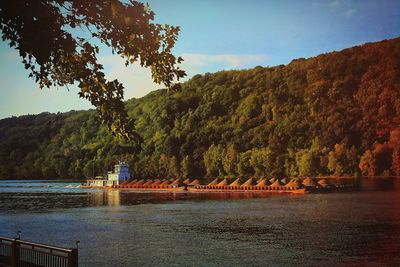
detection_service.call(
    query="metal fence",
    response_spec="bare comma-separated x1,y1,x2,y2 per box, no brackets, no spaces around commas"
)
0,236,78,267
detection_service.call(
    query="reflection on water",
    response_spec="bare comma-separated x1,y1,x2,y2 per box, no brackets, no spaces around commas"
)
0,178,400,213
0,179,399,266
359,177,400,191
89,190,120,207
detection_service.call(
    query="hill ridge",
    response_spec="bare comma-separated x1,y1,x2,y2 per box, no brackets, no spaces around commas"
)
1,37,399,179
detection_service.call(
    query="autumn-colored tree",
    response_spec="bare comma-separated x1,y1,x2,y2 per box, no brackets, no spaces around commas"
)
359,150,377,176
389,128,400,176
373,143,393,175
328,144,359,176
392,148,400,177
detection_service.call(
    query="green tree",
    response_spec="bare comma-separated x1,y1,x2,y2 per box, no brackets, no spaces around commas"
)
158,154,170,178
0,0,185,139
181,155,193,178
168,156,181,178
223,144,238,176
250,147,274,177
1,38,399,180
296,149,319,176
236,151,253,177
83,160,96,179
203,144,225,177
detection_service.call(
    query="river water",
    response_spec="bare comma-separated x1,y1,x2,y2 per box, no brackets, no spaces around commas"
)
0,179,399,266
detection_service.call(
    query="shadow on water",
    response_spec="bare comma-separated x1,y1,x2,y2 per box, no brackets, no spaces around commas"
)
359,177,400,191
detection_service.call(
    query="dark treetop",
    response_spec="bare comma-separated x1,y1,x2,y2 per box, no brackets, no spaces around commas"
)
0,0,186,140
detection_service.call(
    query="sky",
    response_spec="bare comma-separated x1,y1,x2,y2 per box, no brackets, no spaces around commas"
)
0,0,399,118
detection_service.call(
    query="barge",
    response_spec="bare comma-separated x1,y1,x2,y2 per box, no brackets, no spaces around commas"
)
115,176,356,193
82,162,356,193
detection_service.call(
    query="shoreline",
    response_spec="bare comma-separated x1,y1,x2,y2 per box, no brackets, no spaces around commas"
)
2,176,399,181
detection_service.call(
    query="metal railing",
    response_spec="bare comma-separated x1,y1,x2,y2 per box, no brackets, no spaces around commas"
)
0,236,78,267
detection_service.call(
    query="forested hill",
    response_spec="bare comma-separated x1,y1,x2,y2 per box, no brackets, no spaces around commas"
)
1,38,400,180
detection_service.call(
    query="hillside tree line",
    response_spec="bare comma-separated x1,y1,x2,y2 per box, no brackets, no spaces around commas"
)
1,38,399,179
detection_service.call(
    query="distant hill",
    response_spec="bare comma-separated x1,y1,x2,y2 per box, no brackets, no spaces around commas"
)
1,37,399,180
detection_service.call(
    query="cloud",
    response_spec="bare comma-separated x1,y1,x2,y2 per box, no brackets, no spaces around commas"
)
328,1,340,8
99,55,160,99
181,53,267,75
182,53,267,68
97,53,267,99
325,1,356,18
344,8,356,17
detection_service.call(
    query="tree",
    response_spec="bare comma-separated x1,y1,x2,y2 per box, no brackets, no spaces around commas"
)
223,144,238,176
389,128,400,176
236,150,253,177
372,143,393,175
296,149,318,176
168,156,180,178
83,159,96,179
1,38,399,180
359,150,377,177
0,0,185,140
284,148,298,177
327,143,359,176
203,144,225,177
181,155,193,178
158,154,170,178
391,148,400,177
250,147,274,177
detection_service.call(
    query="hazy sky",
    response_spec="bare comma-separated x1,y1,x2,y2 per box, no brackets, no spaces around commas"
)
0,0,399,118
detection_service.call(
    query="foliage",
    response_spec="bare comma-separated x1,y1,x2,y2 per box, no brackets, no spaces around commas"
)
0,0,185,140
359,150,377,177
0,38,399,179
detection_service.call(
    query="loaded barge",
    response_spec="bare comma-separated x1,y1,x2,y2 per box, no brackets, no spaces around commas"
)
116,177,356,193
82,163,356,193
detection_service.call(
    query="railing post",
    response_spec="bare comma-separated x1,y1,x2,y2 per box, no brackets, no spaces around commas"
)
68,248,78,267
10,239,19,267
